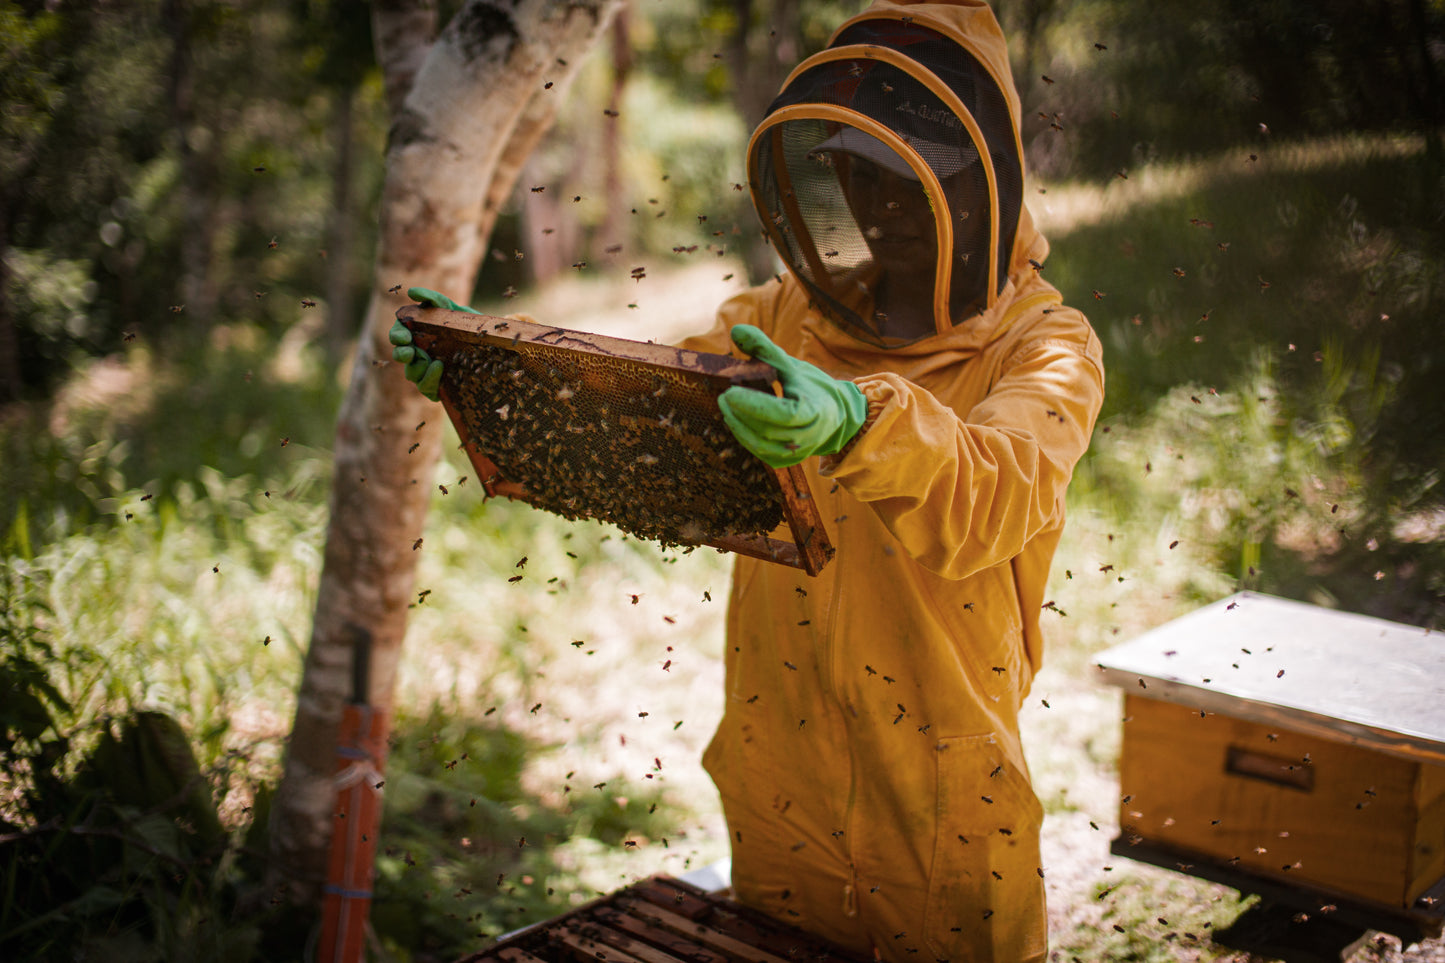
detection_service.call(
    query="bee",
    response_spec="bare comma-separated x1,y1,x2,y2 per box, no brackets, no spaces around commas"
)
1092,289,1106,299
702,590,711,602
784,661,798,670
1041,74,1054,84
991,666,1007,675
388,284,402,294
1172,267,1186,278
1041,698,1051,708
630,593,642,604
268,236,279,249
531,185,545,193
170,304,185,313
1115,169,1128,180
1169,540,1179,549
1094,41,1108,50
301,298,317,308
123,331,137,342
544,81,553,89
603,109,619,117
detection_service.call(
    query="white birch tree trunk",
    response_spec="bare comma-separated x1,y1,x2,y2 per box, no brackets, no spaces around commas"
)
268,0,624,905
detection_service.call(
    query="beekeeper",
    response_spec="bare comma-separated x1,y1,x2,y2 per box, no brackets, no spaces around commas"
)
392,1,1103,959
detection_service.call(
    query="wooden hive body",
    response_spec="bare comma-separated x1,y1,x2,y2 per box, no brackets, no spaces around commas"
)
1098,592,1445,938
1118,692,1445,906
455,875,871,963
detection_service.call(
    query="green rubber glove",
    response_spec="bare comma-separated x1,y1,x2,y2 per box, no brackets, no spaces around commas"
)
717,324,868,468
389,288,478,401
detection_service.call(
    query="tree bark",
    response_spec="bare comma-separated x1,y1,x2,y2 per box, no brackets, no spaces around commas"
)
725,0,796,284
268,0,623,906
164,0,219,326
0,206,18,405
323,85,358,364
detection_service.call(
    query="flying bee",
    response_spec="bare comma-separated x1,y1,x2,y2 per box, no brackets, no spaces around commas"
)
301,298,317,308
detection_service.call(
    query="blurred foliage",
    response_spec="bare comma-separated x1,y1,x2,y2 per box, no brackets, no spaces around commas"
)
1015,0,1445,181
1,0,385,396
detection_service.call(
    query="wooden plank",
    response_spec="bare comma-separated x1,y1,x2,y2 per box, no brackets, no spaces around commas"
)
1411,764,1445,904
492,949,553,963
590,909,731,963
551,925,654,963
627,877,717,920
635,877,869,962
1118,694,1419,905
615,899,795,963
1111,837,1445,943
1097,593,1445,762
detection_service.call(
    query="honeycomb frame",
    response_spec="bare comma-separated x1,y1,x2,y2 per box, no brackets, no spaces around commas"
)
398,305,833,575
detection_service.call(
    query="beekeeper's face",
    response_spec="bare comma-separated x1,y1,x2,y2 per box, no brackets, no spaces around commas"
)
842,156,938,280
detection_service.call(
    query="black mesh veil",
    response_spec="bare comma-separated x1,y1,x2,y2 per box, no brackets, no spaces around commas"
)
748,19,1022,346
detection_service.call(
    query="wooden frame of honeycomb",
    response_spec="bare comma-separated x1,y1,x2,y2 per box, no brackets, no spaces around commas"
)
398,306,833,575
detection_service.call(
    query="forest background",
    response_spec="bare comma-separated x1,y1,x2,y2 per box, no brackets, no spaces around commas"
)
2,0,1443,960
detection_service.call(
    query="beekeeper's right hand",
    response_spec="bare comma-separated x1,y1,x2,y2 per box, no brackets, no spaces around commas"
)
390,287,478,401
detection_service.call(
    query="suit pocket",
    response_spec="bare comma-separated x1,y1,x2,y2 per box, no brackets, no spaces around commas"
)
924,734,1045,962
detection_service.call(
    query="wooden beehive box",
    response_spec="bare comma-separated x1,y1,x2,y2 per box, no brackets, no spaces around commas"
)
1097,592,1445,939
454,875,871,963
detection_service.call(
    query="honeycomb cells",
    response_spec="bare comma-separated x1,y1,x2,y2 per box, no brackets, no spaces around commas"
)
446,343,784,548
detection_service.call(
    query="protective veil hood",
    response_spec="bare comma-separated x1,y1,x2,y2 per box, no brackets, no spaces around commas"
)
748,0,1032,349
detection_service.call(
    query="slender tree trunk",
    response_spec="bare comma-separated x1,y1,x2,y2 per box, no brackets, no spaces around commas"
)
323,85,358,364
268,0,623,907
164,0,218,325
597,5,632,258
0,205,18,404
726,0,796,284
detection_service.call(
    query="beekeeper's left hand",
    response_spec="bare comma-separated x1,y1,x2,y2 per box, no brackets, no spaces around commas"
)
718,324,868,468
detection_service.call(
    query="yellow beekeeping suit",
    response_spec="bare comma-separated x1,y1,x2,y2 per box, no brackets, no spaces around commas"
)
679,3,1105,960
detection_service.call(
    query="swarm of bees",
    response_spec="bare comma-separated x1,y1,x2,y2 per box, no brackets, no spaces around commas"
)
445,343,783,549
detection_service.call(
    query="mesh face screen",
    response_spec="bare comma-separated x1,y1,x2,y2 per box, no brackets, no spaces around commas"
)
443,342,784,548
832,19,1023,297
752,20,1022,344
